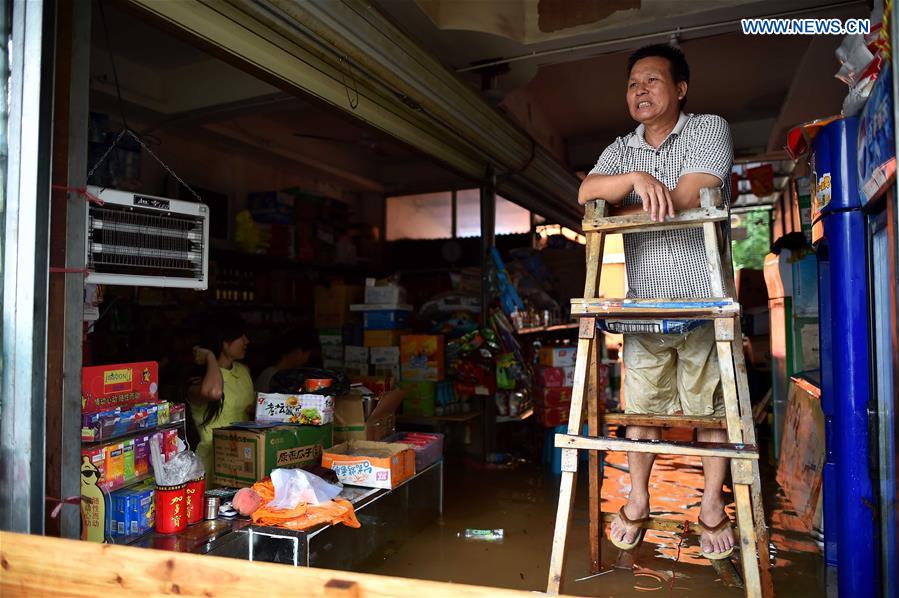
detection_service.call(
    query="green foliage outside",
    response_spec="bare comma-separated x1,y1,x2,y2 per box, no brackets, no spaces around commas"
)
731,210,771,270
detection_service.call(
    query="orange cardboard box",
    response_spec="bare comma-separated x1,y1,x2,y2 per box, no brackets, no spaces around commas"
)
321,440,415,489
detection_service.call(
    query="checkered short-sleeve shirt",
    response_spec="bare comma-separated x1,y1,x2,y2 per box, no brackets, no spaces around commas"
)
589,112,733,300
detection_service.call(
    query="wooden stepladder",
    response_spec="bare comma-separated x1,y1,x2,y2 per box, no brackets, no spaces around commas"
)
546,188,773,598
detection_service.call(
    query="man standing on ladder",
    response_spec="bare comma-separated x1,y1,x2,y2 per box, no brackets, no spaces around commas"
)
577,43,736,559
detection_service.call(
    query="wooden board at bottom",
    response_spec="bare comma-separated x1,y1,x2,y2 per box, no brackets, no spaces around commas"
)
775,377,825,530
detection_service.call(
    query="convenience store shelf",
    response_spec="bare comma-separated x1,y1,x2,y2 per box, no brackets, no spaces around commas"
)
82,419,186,447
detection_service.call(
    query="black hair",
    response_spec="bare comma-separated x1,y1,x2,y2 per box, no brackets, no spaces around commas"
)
270,328,321,365
199,314,248,428
626,43,690,109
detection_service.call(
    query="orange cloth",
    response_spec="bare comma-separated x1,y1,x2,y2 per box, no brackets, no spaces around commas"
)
248,479,361,531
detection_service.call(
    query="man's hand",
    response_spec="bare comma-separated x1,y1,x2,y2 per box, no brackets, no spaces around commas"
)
632,172,675,222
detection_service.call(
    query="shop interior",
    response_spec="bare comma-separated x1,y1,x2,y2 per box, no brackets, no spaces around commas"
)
24,1,895,597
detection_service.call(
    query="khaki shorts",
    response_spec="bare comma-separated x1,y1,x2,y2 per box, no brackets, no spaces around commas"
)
622,323,724,417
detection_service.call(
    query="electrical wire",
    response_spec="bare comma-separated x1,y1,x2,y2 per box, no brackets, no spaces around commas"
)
97,0,129,133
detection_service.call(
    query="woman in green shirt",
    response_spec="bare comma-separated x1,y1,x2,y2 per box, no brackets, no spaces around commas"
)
189,318,254,479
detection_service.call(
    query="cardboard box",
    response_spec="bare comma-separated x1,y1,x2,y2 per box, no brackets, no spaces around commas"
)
213,424,333,486
370,346,400,366
351,304,413,330
344,346,369,364
318,332,343,347
321,440,416,489
82,361,159,414
333,388,406,443
536,404,570,428
534,386,572,408
323,358,345,370
539,347,577,368
364,283,406,305
314,285,363,329
399,381,437,417
364,330,408,347
400,335,445,381
255,393,334,425
322,346,344,361
538,366,576,388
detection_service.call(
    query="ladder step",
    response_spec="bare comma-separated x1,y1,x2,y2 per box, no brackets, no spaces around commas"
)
582,203,729,235
555,433,758,460
600,512,741,538
571,298,740,319
602,413,727,429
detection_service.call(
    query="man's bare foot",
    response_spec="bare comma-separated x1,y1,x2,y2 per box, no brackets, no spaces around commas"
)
610,494,650,546
699,500,734,555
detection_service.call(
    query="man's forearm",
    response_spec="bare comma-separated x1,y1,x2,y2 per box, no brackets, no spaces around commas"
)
578,173,634,205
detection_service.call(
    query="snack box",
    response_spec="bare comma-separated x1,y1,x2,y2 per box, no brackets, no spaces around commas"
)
364,281,406,305
370,346,400,366
344,346,369,364
82,361,159,414
385,432,443,471
349,304,414,331
321,440,416,489
255,393,334,425
538,347,577,368
363,330,408,347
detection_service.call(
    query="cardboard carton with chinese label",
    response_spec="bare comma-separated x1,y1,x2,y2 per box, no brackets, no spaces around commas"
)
82,361,159,414
400,334,445,381
321,440,416,489
212,424,333,487
255,393,334,425
538,347,577,368
333,387,406,443
363,329,408,347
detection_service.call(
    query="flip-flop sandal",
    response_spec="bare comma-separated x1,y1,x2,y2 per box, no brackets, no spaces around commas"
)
610,506,650,551
698,516,735,560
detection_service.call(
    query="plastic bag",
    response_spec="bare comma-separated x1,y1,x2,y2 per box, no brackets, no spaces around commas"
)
150,437,204,486
268,468,342,509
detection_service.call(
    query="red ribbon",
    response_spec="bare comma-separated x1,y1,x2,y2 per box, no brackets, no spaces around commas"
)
46,495,82,518
49,267,89,276
52,184,104,205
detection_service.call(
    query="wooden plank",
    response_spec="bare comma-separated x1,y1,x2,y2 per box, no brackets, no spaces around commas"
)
703,220,726,298
582,205,729,234
571,298,740,319
734,484,763,598
602,413,727,429
599,512,742,538
586,336,601,574
547,470,577,595
0,531,536,598
752,390,772,425
554,434,759,460
776,380,825,528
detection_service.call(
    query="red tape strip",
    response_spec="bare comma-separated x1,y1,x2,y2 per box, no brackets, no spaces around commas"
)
52,184,104,205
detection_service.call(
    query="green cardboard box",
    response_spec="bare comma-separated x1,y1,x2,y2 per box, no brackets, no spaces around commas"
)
213,424,333,486
400,381,437,417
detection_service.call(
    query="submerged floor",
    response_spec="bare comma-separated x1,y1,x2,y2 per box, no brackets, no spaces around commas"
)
359,448,824,596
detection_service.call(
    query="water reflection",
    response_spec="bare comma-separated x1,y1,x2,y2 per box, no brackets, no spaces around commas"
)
361,449,825,596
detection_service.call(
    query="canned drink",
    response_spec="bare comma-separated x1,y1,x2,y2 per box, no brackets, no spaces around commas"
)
304,378,333,392
205,495,220,521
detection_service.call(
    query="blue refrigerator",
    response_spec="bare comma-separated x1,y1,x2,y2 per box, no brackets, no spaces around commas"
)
811,116,878,597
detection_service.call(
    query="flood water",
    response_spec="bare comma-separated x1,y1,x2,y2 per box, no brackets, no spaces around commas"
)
360,447,824,596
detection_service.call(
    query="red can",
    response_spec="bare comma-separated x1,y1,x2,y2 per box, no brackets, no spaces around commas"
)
185,476,206,525
155,483,187,534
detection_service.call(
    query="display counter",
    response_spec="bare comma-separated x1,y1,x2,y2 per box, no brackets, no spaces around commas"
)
127,461,443,570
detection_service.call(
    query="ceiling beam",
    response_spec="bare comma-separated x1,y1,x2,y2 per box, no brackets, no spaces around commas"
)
124,0,583,229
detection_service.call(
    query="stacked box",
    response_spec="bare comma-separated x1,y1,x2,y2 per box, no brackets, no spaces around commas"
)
213,424,334,487
538,347,578,367
314,285,363,329
255,393,334,425
364,330,407,347
399,381,438,417
400,335,445,382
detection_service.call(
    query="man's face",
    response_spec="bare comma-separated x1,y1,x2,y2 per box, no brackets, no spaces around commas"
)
626,56,686,124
